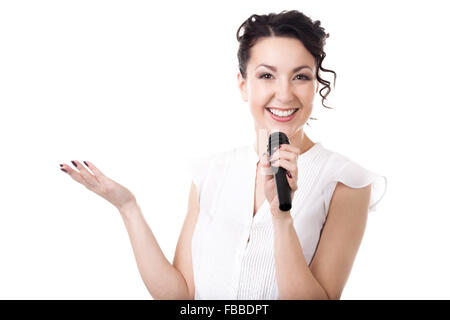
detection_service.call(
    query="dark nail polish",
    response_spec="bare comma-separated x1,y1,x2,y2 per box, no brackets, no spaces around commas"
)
60,168,68,173
59,164,63,167
83,161,89,167
71,160,77,167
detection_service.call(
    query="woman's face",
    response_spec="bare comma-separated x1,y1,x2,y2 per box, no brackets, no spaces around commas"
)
238,36,319,138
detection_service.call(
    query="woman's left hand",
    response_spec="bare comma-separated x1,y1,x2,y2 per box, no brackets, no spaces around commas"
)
261,144,300,219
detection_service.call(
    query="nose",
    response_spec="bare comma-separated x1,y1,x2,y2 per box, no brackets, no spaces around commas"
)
275,77,295,103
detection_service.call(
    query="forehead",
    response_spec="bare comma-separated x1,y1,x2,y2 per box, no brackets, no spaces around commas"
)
249,36,315,70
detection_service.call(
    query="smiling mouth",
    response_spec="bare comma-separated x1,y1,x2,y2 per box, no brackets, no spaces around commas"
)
265,107,300,117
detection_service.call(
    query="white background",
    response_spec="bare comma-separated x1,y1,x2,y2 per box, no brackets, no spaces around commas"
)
1,0,449,299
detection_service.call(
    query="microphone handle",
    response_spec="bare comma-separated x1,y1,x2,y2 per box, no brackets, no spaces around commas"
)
273,166,292,211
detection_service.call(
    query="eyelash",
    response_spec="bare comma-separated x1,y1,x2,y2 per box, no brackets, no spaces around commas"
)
258,73,311,81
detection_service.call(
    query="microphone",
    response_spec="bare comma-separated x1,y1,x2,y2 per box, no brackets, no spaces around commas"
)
267,132,291,212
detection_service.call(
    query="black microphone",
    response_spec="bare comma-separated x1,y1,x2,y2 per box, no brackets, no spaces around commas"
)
267,132,291,212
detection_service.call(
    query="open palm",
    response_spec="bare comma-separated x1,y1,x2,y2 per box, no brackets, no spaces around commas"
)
60,160,136,212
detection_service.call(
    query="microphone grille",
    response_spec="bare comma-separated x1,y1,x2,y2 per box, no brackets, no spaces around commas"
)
267,132,290,155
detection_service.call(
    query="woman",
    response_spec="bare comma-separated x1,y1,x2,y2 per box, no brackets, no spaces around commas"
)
59,10,387,300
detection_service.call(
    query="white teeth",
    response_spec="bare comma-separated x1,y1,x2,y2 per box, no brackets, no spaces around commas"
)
268,108,297,117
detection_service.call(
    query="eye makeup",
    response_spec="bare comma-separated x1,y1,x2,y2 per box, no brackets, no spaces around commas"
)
257,73,311,80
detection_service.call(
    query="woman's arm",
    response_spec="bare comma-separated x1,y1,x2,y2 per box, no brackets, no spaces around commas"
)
272,214,330,299
60,160,192,299
272,182,371,300
119,202,191,300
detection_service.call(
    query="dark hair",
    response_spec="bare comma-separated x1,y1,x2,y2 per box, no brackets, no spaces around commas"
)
236,10,337,112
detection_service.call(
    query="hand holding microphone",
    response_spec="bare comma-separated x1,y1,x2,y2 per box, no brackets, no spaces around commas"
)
262,132,300,217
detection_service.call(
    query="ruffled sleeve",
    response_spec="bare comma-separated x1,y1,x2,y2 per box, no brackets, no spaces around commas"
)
323,156,387,214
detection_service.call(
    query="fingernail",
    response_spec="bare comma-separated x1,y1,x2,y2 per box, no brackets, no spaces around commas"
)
71,160,77,167
83,161,89,167
60,168,68,173
287,171,292,178
59,164,63,167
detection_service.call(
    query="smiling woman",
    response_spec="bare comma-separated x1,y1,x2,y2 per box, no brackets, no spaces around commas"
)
183,10,387,300
61,9,386,302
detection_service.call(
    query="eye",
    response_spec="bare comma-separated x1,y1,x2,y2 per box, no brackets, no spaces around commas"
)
295,74,311,80
258,73,311,80
259,73,273,79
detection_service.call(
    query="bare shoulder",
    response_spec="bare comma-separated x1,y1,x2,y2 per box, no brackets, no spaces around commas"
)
309,182,371,299
172,180,200,300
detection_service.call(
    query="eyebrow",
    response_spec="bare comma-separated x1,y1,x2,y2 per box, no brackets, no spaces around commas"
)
255,64,313,73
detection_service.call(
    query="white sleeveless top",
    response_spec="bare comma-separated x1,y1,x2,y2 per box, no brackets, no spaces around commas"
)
189,141,387,300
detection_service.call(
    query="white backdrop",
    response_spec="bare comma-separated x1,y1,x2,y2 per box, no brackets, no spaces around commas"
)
1,0,449,299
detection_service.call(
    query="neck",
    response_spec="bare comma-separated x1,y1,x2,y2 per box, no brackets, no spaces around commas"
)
253,128,313,164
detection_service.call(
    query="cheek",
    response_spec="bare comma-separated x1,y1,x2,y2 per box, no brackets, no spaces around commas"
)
248,85,271,111
298,83,315,99
248,82,270,98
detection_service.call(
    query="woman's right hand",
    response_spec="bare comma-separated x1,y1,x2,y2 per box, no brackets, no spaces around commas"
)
60,160,137,212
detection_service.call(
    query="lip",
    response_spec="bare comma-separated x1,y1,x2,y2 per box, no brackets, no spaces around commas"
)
265,107,299,122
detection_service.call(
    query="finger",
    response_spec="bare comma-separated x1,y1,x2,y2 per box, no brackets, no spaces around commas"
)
276,151,299,181
279,143,300,156
261,153,274,182
82,160,106,182
271,159,298,190
260,152,269,167
270,159,296,172
60,162,93,188
269,149,297,164
286,169,298,191
70,160,99,187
